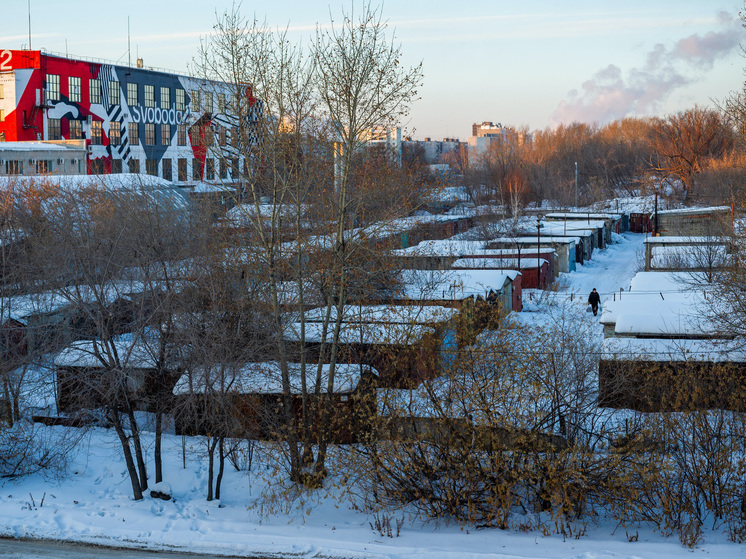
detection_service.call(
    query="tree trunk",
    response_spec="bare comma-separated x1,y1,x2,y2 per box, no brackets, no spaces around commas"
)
126,405,148,492
216,437,225,500
111,411,143,500
154,411,163,484
206,436,217,501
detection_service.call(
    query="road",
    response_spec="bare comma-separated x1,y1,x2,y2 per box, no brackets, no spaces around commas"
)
0,538,278,558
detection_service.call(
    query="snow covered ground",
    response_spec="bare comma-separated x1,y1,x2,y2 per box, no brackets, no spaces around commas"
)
1,231,745,558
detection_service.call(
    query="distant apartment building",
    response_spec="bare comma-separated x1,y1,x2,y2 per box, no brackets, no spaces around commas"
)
0,49,260,184
401,137,463,164
468,121,531,155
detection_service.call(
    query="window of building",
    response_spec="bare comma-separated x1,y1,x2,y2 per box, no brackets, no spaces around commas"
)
128,159,140,173
176,89,185,111
111,159,122,174
218,93,225,113
0,109,4,123
144,84,155,108
177,124,187,146
128,122,139,144
109,80,120,104
178,158,187,182
205,158,215,180
127,83,138,105
162,158,172,181
218,127,226,146
47,74,60,102
68,77,81,102
219,159,227,179
89,79,101,104
204,92,213,113
160,86,170,109
161,123,171,145
144,123,155,145
5,161,23,175
109,121,121,146
0,84,4,99
48,118,61,140
193,158,202,180
90,121,102,145
191,90,200,111
69,119,82,140
146,159,157,176
35,160,49,174
231,157,239,178
90,159,104,175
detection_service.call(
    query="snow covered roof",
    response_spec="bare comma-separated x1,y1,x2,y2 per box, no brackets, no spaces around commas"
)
629,271,714,292
488,236,580,246
602,337,746,362
0,141,85,152
643,236,727,245
188,181,233,193
656,206,730,216
396,269,517,301
452,257,543,270
390,240,487,257
0,174,190,209
302,304,459,325
284,321,434,345
650,245,728,269
468,248,556,257
54,335,160,369
600,289,715,337
173,361,374,395
2,280,149,321
544,212,622,220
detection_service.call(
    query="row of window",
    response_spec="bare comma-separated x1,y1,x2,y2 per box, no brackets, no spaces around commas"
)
89,157,242,182
45,73,232,113
47,117,232,147
4,159,83,175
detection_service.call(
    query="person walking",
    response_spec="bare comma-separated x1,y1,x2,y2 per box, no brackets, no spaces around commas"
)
588,288,601,316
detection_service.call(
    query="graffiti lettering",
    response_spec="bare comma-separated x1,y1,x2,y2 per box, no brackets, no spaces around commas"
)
130,104,189,125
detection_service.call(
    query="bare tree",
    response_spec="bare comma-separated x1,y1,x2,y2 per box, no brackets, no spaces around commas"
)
649,107,733,197
195,2,424,487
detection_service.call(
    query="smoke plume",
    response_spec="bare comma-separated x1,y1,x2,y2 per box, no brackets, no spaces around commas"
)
550,11,741,126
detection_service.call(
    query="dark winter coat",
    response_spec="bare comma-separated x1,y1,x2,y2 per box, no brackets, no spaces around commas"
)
588,291,601,306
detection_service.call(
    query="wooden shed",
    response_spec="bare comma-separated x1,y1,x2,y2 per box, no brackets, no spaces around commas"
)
284,305,461,388
172,362,378,443
599,337,746,412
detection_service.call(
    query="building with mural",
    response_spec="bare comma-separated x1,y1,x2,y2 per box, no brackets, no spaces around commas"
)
0,49,260,184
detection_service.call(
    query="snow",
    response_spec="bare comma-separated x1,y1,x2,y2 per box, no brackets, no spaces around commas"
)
602,337,746,362
0,141,81,152
285,320,435,345
302,304,460,324
452,257,547,270
0,427,740,559
397,269,517,300
643,235,726,244
173,362,371,395
2,226,745,558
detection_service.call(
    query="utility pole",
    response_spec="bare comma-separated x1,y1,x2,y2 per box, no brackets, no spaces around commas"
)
574,161,578,208
537,217,542,289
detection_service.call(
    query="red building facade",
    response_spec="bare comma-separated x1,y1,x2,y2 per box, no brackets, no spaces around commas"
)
0,49,258,182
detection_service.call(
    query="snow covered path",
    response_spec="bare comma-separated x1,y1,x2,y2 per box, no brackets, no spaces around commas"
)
556,233,645,306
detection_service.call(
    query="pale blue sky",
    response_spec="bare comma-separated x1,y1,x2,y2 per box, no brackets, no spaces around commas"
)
1,1,743,139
